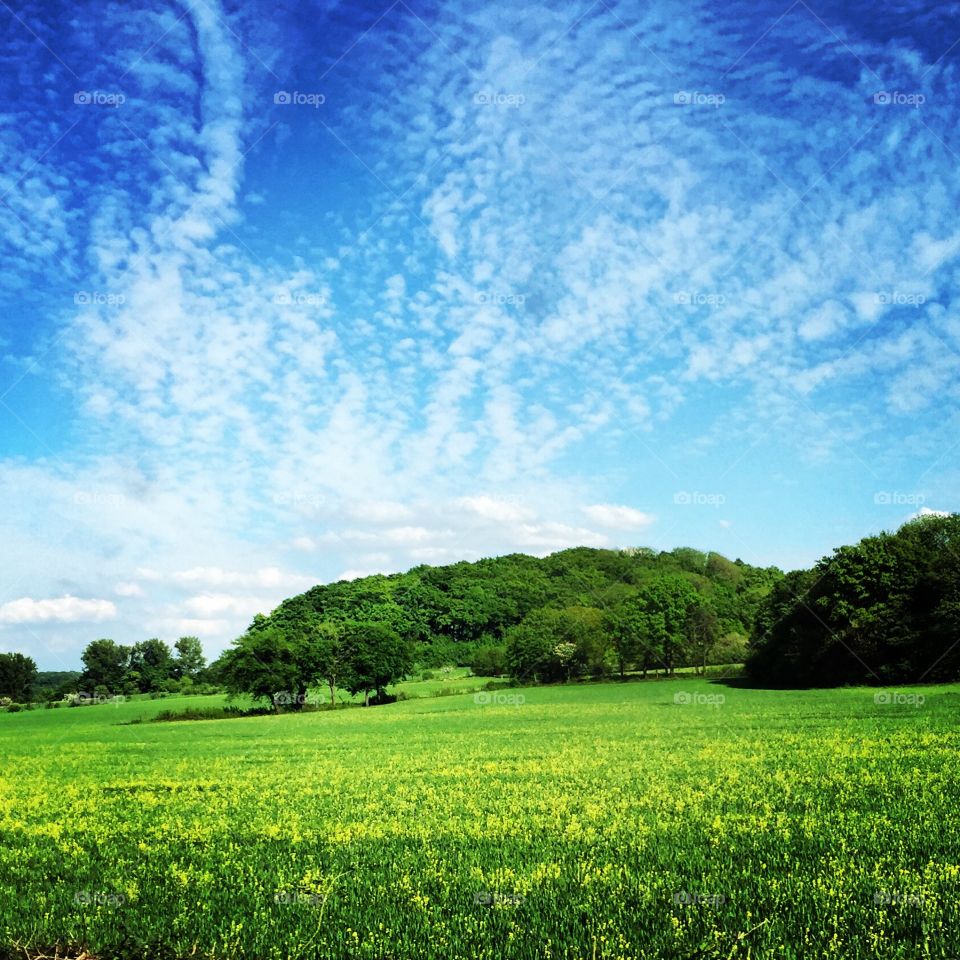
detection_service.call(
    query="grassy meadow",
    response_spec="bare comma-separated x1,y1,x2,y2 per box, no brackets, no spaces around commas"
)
2,678,959,959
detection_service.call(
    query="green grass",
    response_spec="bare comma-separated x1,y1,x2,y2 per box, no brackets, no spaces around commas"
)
2,679,959,959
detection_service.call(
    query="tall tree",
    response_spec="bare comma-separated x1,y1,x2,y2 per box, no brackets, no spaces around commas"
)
173,636,206,680
0,653,38,701
130,639,175,692
685,602,720,674
341,621,413,706
311,620,352,705
80,639,132,692
220,625,314,710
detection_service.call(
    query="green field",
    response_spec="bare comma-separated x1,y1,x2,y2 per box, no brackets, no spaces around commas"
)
2,679,959,959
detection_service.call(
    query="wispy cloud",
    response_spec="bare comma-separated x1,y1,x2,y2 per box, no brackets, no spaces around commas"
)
1,0,958,666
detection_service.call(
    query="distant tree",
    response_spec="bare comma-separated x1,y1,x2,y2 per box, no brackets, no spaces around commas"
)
605,607,645,679
631,577,700,676
0,653,38,701
80,639,132,693
711,631,749,666
129,639,175,693
311,621,352,705
685,602,720,674
747,513,960,686
504,607,605,683
341,621,413,706
505,614,559,683
173,636,205,681
471,645,507,677
220,625,315,710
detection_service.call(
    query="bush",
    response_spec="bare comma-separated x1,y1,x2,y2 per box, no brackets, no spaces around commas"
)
472,645,507,677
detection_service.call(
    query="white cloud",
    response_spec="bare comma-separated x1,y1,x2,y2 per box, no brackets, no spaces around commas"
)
183,594,274,618
0,596,117,625
582,504,655,530
114,582,143,597
457,495,531,524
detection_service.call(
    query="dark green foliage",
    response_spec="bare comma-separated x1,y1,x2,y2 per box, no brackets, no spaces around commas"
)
256,547,780,684
0,653,38,701
80,639,131,693
471,645,508,676
32,671,82,701
219,624,321,709
340,621,413,705
747,513,960,686
173,636,206,680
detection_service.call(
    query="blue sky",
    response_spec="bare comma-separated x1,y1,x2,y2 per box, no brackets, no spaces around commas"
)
1,0,958,669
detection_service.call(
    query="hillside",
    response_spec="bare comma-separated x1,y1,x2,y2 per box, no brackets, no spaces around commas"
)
242,546,783,675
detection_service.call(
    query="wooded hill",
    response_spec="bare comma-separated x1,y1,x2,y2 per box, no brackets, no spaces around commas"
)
243,546,784,679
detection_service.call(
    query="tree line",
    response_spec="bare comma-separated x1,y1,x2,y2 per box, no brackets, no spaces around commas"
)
210,546,781,706
746,512,960,686
11,517,951,708
74,636,207,698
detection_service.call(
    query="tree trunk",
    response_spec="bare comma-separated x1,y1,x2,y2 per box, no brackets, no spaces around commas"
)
328,679,336,706
364,690,370,707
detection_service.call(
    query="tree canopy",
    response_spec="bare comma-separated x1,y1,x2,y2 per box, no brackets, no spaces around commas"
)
747,513,960,687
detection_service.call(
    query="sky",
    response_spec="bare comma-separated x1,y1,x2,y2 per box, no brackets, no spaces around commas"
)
1,0,959,670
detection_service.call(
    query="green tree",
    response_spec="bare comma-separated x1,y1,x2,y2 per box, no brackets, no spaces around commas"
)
311,621,352,705
471,645,507,676
635,577,700,676
0,652,38,701
685,602,720,674
341,621,413,705
173,636,205,681
80,639,132,693
129,639,175,693
220,625,316,710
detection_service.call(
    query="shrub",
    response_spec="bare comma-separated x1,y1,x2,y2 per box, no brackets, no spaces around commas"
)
472,645,507,677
